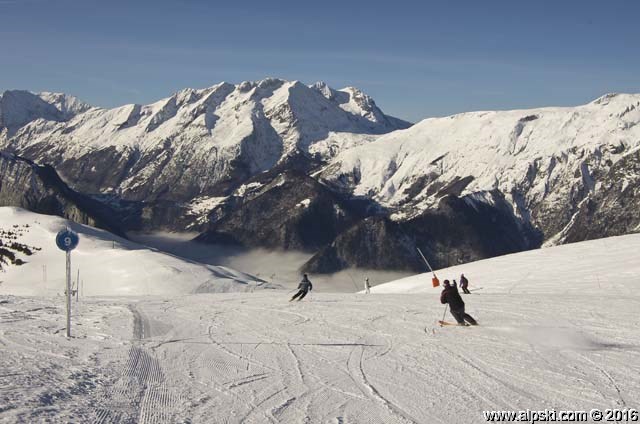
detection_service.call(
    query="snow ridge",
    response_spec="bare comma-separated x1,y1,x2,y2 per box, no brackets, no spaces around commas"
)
321,93,640,241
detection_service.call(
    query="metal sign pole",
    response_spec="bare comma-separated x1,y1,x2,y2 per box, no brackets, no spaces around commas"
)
66,250,71,338
56,227,79,339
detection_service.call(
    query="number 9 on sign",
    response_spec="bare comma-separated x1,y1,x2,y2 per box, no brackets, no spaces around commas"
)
56,230,79,252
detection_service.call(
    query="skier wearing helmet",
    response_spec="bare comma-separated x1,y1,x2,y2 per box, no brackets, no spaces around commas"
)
440,279,477,325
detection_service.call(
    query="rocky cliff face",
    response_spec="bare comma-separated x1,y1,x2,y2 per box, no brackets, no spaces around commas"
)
0,151,125,236
554,147,640,244
301,217,419,273
302,191,539,273
197,171,361,251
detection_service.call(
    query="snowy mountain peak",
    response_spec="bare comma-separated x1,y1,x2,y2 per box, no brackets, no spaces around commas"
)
310,82,411,128
338,86,386,123
36,92,93,119
591,92,620,105
0,90,93,134
340,86,376,107
237,80,256,92
0,90,64,131
257,77,287,90
310,81,336,100
1,79,409,208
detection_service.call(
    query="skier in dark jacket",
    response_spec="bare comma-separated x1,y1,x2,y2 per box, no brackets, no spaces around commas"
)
290,274,313,301
460,274,470,294
440,279,477,325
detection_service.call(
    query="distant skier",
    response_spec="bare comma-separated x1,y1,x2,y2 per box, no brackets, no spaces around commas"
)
290,274,313,302
364,277,371,294
460,273,470,294
440,279,477,326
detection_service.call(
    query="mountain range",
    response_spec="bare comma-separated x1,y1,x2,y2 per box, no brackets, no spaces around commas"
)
1,80,638,273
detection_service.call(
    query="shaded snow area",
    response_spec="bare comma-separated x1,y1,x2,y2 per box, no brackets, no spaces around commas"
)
1,233,639,423
0,208,274,296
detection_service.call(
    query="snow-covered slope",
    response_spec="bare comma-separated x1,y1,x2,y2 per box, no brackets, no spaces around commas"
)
0,151,125,235
0,207,273,296
2,235,638,422
372,232,640,294
0,80,409,207
322,93,640,242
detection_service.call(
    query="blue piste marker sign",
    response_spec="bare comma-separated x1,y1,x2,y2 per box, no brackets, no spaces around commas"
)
56,229,79,252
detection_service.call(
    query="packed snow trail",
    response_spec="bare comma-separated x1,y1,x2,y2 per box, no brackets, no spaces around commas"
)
3,288,638,423
94,304,180,424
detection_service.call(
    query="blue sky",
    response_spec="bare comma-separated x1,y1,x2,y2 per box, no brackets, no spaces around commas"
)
1,0,638,122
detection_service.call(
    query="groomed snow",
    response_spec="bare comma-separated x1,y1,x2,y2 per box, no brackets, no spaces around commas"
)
0,207,273,296
1,230,639,422
372,232,640,295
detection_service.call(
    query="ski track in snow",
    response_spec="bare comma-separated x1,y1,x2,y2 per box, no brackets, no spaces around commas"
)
94,304,179,424
1,289,640,423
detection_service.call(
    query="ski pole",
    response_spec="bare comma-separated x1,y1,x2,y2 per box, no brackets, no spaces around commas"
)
441,304,448,322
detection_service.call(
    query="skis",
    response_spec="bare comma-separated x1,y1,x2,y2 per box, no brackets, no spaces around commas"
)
438,320,477,327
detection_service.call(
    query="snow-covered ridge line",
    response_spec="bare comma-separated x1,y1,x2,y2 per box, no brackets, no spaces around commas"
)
1,78,410,132
0,90,92,131
321,92,640,243
0,79,410,227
